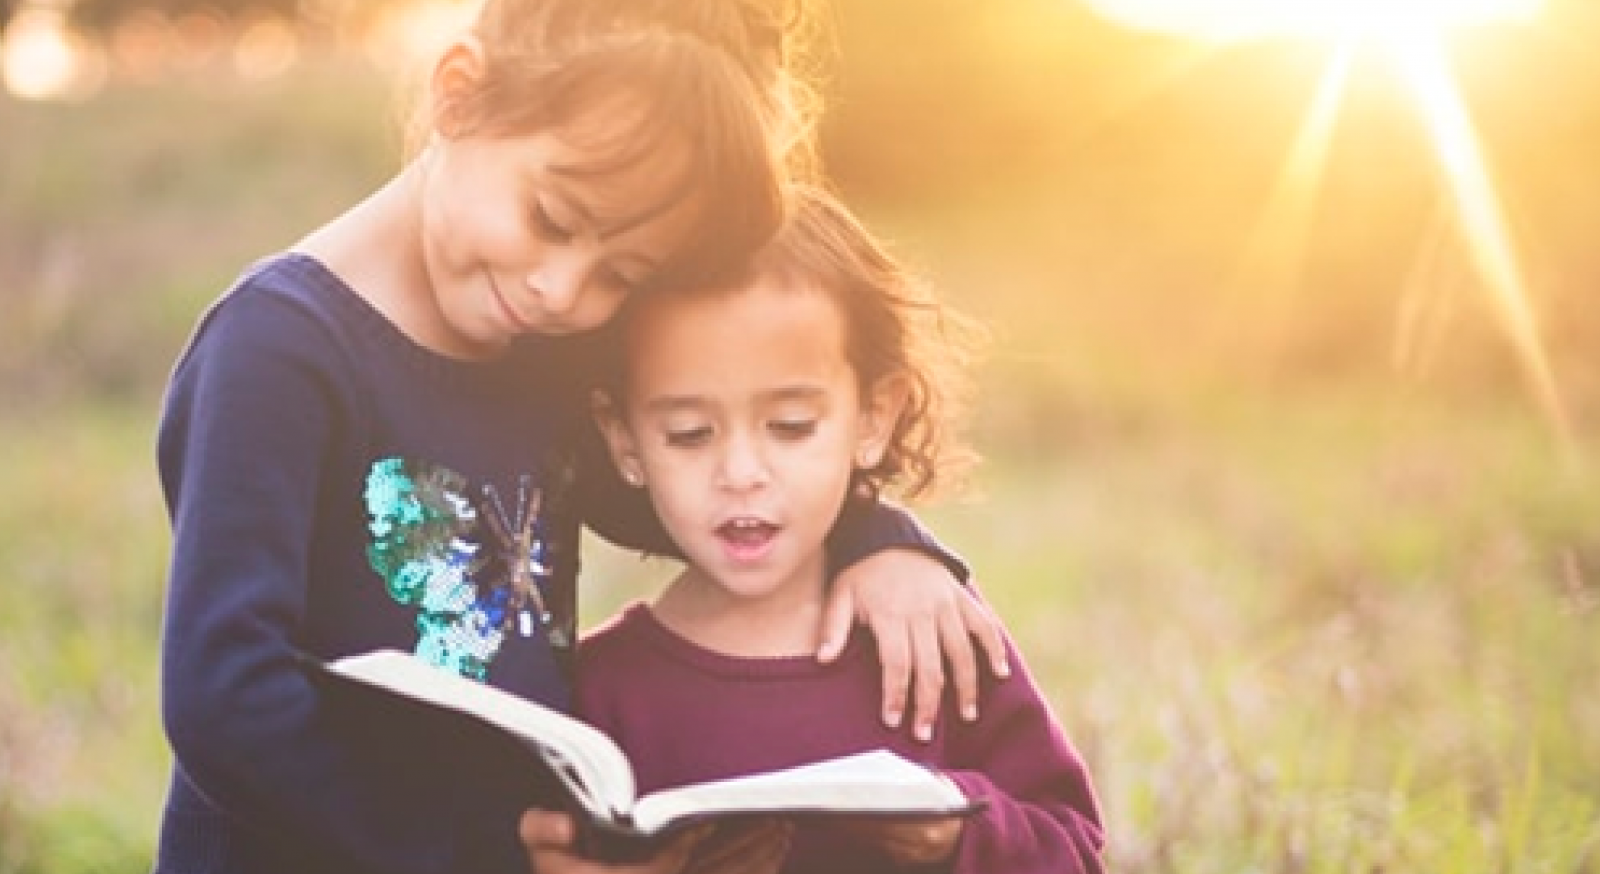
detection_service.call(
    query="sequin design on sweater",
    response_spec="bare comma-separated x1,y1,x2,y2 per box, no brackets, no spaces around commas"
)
363,457,568,679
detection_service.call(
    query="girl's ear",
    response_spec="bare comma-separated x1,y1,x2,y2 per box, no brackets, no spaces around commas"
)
428,36,487,139
854,372,911,471
591,390,647,487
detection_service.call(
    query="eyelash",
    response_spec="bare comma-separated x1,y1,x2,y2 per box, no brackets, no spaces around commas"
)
531,202,647,292
665,427,713,448
531,201,574,243
602,267,642,293
662,420,815,448
770,420,816,440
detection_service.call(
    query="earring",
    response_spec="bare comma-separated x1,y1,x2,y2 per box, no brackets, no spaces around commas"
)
622,468,643,487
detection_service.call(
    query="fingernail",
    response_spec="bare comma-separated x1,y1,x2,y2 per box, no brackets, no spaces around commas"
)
962,704,978,721
996,661,1012,678
884,710,902,727
915,722,933,742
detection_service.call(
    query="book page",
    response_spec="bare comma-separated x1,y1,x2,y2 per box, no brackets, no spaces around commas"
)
321,650,637,820
629,749,971,835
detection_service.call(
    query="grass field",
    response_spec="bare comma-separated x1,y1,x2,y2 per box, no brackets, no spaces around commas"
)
2,39,1598,874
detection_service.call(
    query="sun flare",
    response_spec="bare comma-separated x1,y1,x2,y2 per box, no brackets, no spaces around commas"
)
1081,0,1544,42
1086,0,1570,447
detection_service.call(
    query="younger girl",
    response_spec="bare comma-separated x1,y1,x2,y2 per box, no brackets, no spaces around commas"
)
579,186,1107,873
154,3,1001,873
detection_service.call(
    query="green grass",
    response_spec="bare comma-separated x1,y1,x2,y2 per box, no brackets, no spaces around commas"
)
930,403,1600,872
3,51,1598,874
0,405,168,874
4,394,1595,873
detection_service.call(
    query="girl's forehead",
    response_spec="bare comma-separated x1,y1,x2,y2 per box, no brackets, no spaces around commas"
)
543,105,696,236
623,281,852,406
638,279,838,348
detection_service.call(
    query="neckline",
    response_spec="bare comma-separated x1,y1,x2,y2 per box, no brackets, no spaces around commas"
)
619,602,863,680
267,251,539,386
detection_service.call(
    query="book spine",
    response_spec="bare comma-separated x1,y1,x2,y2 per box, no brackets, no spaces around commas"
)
572,815,667,865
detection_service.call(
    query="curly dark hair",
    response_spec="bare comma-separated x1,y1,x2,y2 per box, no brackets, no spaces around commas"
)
606,183,984,502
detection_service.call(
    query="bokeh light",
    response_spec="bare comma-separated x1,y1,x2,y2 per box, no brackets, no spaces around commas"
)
232,14,298,81
361,0,476,71
2,6,105,101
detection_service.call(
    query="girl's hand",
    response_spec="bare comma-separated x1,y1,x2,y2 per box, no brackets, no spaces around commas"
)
818,549,1010,742
836,815,965,867
520,809,703,874
682,819,793,874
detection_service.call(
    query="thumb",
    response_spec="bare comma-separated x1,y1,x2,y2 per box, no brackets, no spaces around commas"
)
816,579,857,663
518,809,574,848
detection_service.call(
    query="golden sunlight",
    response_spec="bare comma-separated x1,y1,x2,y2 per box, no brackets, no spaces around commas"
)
362,0,477,71
1081,0,1544,42
1087,0,1571,448
1393,38,1570,440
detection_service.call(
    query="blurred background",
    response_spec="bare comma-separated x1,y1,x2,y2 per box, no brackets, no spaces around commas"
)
1,0,1597,870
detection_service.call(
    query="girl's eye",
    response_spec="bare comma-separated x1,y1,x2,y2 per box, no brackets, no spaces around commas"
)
665,426,713,448
770,420,817,440
601,265,645,293
531,200,575,243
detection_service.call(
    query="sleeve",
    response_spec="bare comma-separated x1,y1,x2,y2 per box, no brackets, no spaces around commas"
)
939,634,1106,874
825,497,971,583
156,291,527,874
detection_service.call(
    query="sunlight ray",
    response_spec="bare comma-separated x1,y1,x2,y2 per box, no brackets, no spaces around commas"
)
1223,48,1352,353
1392,205,1461,378
1390,35,1572,447
1086,0,1569,452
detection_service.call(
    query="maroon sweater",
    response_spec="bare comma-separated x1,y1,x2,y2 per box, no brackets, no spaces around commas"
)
575,604,1105,873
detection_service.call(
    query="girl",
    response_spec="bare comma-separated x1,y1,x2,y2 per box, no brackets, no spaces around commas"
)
580,185,1107,873
154,3,1002,873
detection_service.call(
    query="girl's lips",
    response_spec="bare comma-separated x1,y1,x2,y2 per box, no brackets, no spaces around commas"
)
487,275,536,334
716,519,778,564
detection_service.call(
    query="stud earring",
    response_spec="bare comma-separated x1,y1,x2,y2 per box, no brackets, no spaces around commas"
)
622,468,643,487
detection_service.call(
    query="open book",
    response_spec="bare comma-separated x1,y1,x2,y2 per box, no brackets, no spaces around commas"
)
305,649,979,862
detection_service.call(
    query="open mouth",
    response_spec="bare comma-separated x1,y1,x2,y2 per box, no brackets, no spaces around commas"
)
716,517,778,562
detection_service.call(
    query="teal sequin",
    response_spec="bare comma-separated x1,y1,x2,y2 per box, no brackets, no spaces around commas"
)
364,458,475,605
363,457,565,681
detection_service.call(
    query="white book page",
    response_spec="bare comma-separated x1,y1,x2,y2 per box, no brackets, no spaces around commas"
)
324,650,637,820
629,749,968,835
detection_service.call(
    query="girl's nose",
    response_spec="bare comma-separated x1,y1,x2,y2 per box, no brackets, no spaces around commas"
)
716,434,770,491
526,259,586,315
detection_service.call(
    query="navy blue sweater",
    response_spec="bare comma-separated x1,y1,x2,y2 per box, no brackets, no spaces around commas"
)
154,253,960,874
